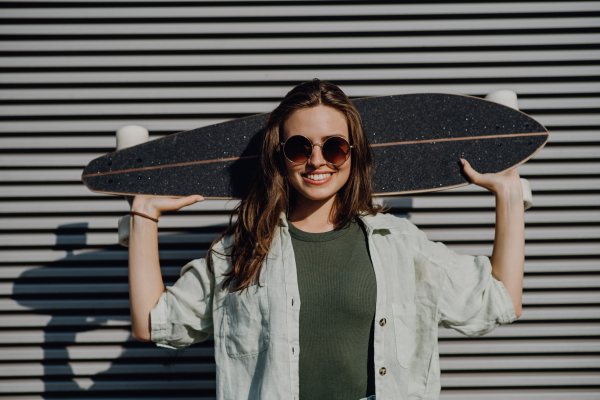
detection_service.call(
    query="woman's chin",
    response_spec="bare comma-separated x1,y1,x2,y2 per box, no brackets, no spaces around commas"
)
296,187,337,202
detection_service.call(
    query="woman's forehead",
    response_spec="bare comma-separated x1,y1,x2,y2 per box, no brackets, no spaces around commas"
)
282,105,349,140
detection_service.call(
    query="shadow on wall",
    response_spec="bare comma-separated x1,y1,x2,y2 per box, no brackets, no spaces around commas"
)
9,204,411,397
11,223,216,398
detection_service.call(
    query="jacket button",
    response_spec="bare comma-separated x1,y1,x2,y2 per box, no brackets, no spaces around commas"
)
379,367,386,376
379,318,386,326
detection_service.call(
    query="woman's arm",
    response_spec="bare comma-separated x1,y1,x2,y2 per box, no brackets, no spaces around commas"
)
461,159,524,318
128,194,204,341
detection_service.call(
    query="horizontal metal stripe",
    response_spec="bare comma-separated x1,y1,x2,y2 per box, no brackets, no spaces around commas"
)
0,266,181,279
3,83,599,101
0,299,132,311
1,195,598,214
2,240,600,263
440,372,600,387
1,259,597,280
522,292,600,304
0,361,214,377
3,2,597,19
521,307,600,320
524,259,600,273
0,211,598,231
0,329,134,344
3,66,598,84
0,215,232,230
5,50,600,68
439,338,600,353
3,18,599,35
3,34,600,52
0,378,214,393
549,131,600,142
0,249,206,264
534,114,600,127
0,232,218,247
0,227,597,249
440,390,600,400
0,345,211,361
0,397,207,400
2,98,598,118
0,314,131,327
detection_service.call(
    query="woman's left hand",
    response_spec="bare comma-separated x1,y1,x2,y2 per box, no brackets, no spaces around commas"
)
460,158,522,195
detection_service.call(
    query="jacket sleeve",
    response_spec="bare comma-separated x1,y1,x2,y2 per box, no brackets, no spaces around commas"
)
403,218,518,338
150,257,215,349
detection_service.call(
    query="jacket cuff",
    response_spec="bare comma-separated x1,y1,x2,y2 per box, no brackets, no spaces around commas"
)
150,291,178,350
492,275,518,325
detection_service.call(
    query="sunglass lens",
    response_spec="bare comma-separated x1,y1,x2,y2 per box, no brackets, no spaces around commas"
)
323,137,351,164
284,135,312,163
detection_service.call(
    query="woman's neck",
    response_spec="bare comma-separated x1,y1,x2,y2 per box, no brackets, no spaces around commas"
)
287,194,337,233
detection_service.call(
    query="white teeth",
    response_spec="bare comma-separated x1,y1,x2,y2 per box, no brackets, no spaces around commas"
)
306,173,332,181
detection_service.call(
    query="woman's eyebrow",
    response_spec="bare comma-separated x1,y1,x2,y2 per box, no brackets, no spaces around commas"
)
321,134,348,140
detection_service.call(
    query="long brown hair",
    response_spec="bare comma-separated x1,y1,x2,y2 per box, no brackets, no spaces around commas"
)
207,79,384,292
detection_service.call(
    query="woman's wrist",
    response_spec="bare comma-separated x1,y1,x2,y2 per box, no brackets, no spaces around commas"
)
131,197,161,220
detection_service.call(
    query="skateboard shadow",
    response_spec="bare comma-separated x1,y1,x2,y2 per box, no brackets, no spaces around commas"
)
11,223,216,397
227,126,265,199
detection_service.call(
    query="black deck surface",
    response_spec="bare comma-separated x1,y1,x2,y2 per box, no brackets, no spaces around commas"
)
82,93,548,198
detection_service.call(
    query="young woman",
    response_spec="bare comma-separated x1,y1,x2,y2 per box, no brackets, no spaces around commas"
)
127,79,524,400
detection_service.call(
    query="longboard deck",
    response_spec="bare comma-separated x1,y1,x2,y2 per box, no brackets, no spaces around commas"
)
82,93,548,198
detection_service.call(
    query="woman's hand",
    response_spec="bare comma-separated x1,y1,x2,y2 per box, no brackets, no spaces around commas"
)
460,158,522,195
131,194,204,219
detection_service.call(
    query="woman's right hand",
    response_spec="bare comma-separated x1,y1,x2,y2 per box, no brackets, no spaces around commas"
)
131,194,204,219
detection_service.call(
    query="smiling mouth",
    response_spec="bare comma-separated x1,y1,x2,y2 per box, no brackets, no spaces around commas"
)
304,173,333,181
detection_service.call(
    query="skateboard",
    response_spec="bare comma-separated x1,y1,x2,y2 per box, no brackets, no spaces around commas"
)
82,93,548,199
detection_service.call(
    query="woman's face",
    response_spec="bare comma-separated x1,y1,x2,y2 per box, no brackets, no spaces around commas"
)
282,105,352,204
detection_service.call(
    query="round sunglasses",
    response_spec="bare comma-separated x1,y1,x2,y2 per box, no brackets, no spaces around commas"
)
280,135,353,166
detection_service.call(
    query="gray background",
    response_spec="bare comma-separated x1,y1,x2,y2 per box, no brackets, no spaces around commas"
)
0,0,599,398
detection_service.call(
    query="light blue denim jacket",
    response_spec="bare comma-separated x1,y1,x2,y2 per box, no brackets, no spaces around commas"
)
150,212,517,400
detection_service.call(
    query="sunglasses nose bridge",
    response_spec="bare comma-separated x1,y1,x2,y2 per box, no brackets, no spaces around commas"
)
307,142,326,165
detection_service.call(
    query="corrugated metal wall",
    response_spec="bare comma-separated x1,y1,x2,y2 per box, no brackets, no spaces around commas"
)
0,1,599,398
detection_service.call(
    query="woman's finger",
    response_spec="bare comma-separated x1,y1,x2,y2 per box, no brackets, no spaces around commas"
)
460,158,481,185
170,195,204,211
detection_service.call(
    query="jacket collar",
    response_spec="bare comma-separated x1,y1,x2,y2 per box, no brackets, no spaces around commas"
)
278,211,397,236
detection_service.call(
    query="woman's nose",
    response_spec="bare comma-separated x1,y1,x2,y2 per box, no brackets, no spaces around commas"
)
307,144,327,166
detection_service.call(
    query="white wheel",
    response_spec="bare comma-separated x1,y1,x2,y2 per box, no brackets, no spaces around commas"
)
116,125,149,151
485,90,519,111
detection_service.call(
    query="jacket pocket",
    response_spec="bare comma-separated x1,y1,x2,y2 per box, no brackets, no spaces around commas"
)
392,302,417,368
224,284,270,358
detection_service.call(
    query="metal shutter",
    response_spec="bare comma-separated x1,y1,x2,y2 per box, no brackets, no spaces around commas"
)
1,1,599,398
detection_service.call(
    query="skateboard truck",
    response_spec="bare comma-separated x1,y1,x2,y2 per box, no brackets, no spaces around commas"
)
115,125,149,247
484,90,534,211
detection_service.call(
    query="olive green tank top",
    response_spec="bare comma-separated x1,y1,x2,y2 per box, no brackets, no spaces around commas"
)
288,218,376,399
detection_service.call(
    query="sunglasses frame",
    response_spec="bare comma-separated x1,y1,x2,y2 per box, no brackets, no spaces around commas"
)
280,135,353,166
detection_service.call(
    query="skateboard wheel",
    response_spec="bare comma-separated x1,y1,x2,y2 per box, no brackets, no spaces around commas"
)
521,178,533,211
118,215,130,247
116,125,149,151
485,90,519,111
